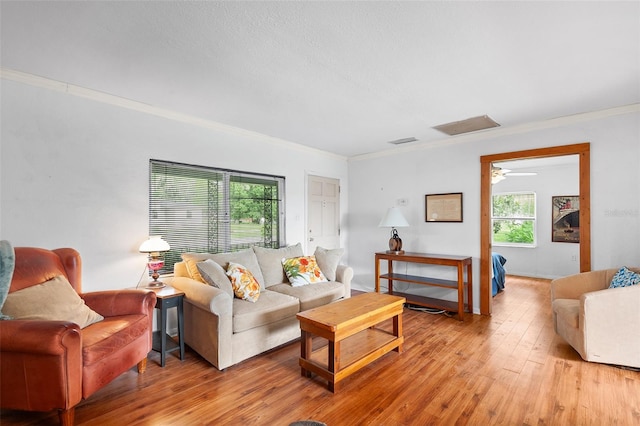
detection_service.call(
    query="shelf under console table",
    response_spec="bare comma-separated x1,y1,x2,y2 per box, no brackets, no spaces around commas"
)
375,252,473,321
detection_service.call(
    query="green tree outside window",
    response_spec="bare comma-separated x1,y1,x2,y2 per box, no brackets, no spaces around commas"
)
492,193,536,246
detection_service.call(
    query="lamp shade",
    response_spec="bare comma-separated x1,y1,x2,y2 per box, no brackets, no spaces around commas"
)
378,207,409,228
139,236,170,253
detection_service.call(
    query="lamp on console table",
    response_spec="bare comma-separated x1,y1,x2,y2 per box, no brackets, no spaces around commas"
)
378,207,410,254
139,236,170,288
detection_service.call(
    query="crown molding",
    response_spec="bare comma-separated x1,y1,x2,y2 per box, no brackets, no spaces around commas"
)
349,103,639,162
0,67,347,161
3,67,636,163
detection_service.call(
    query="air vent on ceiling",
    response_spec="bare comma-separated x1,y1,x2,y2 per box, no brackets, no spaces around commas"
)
388,137,418,145
433,115,500,136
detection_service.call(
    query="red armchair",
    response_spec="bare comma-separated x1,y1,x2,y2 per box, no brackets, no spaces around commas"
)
0,247,156,425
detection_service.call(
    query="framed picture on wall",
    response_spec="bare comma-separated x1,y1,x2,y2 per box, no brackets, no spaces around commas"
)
425,192,463,222
552,195,580,243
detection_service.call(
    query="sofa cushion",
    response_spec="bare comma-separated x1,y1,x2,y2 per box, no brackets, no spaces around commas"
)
253,243,304,286
2,275,104,328
232,289,299,333
552,298,579,329
182,249,265,289
197,259,234,298
609,266,640,289
226,262,261,303
268,281,345,311
314,247,344,281
282,256,327,287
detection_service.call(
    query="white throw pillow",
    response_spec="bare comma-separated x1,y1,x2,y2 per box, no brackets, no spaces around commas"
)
253,243,304,285
197,259,235,298
314,247,344,281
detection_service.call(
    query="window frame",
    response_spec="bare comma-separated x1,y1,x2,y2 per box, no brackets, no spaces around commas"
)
148,159,286,273
491,191,537,248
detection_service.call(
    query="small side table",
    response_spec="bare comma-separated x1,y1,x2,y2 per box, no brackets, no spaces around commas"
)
151,286,185,367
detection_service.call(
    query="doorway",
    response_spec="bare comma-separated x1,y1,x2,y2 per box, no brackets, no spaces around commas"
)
307,175,341,254
479,143,591,315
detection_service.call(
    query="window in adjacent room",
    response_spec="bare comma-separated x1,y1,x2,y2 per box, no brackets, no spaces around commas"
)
148,159,285,273
491,192,536,247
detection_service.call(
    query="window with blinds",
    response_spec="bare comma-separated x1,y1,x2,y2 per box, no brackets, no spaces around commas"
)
149,160,285,273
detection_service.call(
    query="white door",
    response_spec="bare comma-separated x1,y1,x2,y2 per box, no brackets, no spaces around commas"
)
307,175,340,253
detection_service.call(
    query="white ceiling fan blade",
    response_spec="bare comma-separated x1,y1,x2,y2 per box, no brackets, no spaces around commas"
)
505,172,537,176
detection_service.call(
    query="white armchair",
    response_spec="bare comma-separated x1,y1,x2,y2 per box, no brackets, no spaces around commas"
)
551,268,640,368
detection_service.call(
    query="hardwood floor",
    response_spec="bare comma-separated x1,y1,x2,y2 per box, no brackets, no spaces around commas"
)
3,276,639,425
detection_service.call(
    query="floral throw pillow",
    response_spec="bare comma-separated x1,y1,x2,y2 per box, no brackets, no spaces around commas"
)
226,262,261,302
609,266,640,289
282,256,327,287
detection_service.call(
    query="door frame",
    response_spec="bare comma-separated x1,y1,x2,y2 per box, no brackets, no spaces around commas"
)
479,143,591,315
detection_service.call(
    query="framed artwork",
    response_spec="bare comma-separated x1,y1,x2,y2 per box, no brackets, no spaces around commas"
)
425,192,463,222
552,195,580,243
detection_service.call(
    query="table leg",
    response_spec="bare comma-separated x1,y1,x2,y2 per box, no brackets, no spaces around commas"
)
467,262,473,314
159,302,167,367
457,263,464,321
328,339,340,392
393,312,403,353
300,330,312,377
177,298,185,360
375,256,380,293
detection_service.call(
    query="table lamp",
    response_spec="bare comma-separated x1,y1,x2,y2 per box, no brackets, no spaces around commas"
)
379,207,409,254
139,236,170,288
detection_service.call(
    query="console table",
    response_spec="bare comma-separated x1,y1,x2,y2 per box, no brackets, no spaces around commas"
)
375,252,472,321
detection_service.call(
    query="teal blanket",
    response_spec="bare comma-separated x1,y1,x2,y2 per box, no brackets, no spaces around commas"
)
0,240,15,319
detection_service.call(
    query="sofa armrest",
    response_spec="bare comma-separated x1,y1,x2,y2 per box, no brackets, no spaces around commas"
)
166,276,232,316
0,320,83,411
165,276,233,370
551,270,612,300
581,285,640,366
336,265,353,298
0,320,81,354
82,290,156,317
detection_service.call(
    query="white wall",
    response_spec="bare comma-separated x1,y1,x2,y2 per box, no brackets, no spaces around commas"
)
0,80,350,291
348,111,640,312
2,76,639,309
492,161,580,279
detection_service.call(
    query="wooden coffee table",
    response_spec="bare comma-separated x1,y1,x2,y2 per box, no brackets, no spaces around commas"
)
296,292,405,392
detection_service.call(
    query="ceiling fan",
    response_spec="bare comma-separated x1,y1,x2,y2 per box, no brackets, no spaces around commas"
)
491,166,537,184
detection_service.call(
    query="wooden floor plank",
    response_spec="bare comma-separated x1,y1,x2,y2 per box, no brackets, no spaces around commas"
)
2,275,639,425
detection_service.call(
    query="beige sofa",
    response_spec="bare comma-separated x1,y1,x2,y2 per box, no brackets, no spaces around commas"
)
166,244,352,370
551,267,640,368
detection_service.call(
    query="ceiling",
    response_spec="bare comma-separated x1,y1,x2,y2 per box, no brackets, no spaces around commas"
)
1,1,638,158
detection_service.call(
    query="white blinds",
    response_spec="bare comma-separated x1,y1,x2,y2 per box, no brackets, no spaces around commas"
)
149,160,285,272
